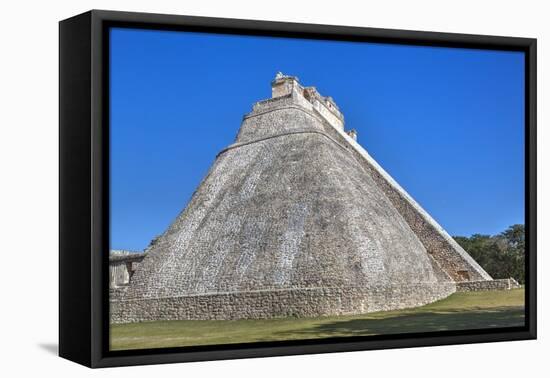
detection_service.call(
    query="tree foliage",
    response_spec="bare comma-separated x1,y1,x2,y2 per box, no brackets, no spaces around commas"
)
453,224,525,283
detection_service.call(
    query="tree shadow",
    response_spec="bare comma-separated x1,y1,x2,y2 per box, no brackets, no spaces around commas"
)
275,307,525,339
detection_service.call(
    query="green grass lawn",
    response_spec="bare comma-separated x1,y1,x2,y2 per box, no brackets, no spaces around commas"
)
110,288,525,351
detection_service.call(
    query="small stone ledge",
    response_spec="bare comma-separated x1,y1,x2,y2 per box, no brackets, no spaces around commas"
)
109,252,146,263
456,278,520,292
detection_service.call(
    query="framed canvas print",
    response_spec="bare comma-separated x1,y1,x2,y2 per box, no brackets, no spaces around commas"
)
59,10,537,368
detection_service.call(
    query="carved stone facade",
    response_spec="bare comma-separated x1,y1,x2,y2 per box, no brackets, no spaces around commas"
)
109,250,146,288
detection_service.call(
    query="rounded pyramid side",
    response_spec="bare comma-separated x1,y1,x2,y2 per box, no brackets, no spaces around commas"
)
113,101,456,322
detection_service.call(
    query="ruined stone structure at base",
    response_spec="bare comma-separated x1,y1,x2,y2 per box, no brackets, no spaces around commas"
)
111,73,507,324
109,250,146,301
456,278,520,292
111,284,457,322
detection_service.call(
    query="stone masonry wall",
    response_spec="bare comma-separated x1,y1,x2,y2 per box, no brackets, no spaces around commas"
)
109,251,146,288
110,286,129,301
456,278,520,292
111,283,456,323
358,166,489,282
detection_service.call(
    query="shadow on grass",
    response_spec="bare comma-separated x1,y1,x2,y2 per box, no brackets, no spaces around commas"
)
110,294,526,350
274,307,525,339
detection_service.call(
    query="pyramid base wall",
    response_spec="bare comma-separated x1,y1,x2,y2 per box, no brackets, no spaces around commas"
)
110,283,456,324
456,278,520,292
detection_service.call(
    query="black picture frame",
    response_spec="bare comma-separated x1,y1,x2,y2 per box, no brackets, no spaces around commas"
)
59,9,537,368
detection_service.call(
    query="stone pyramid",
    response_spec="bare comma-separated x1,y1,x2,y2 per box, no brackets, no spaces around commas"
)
112,73,492,323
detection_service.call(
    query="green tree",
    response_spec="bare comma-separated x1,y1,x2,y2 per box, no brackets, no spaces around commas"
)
453,224,525,284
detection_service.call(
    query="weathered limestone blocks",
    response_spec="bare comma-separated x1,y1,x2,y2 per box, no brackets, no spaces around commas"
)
269,72,344,130
456,278,520,292
109,250,146,288
110,286,129,301
317,114,492,283
111,283,456,323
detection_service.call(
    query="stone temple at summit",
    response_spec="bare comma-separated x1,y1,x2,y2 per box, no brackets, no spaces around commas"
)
110,73,518,323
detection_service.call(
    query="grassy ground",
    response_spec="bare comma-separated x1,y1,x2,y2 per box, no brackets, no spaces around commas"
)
110,288,524,351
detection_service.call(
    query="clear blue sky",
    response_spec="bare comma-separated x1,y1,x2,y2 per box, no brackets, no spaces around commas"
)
110,27,525,252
